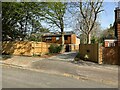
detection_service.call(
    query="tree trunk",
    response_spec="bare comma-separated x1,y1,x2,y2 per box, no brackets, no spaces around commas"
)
61,31,65,53
87,33,91,44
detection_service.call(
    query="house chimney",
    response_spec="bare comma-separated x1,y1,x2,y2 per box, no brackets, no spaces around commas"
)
118,1,120,9
115,2,120,46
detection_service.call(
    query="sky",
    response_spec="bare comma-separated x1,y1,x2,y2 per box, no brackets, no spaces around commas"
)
100,2,117,29
64,2,118,32
41,1,119,32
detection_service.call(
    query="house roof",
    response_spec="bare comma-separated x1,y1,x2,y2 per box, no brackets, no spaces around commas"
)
104,39,117,42
42,31,75,37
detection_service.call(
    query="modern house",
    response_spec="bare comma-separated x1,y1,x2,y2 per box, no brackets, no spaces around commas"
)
42,32,80,52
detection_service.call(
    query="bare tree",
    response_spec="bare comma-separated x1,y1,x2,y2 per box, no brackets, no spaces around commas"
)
75,0,103,44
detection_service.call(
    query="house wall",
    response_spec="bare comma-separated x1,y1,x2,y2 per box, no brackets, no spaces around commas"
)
104,41,109,47
76,38,80,45
71,34,76,44
115,8,120,46
117,23,120,46
104,40,117,47
42,34,77,44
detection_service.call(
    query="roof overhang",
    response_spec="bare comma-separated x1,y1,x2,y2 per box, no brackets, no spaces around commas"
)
104,39,117,42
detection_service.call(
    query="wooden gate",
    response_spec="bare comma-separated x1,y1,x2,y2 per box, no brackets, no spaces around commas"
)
102,46,120,65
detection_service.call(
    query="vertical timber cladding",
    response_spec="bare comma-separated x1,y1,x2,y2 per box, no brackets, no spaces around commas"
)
2,41,51,56
79,44,99,63
71,34,76,44
103,46,119,65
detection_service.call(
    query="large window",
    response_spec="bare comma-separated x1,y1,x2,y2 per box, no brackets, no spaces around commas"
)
108,42,115,47
45,37,52,41
56,37,60,41
64,36,68,40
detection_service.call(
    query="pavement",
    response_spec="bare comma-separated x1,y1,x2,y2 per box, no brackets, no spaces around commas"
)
0,52,119,87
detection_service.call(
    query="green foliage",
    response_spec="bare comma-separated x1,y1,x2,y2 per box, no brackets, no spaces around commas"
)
2,2,46,41
42,2,67,46
48,44,62,54
74,52,80,61
27,27,50,41
2,2,66,42
91,36,99,44
99,24,115,45
32,53,41,57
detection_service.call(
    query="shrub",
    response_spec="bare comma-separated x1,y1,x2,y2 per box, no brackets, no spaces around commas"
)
49,44,62,54
74,52,80,61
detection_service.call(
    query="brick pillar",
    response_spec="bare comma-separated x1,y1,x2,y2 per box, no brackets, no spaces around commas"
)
98,47,103,64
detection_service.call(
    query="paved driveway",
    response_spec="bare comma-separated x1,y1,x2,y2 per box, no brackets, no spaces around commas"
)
48,52,78,61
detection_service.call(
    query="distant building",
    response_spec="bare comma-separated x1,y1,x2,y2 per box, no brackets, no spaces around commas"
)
104,38,117,47
42,32,80,52
42,32,80,45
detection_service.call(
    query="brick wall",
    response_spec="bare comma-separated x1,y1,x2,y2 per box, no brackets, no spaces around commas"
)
117,23,120,46
104,41,109,47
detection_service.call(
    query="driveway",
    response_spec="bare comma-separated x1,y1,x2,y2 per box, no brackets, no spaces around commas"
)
48,52,78,61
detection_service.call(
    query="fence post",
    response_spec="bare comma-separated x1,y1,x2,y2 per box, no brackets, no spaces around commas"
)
31,41,35,56
98,46,103,64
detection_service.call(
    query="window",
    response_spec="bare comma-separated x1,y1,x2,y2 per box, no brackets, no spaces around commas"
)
117,11,120,19
56,37,60,41
45,37,52,41
108,42,115,47
64,36,68,40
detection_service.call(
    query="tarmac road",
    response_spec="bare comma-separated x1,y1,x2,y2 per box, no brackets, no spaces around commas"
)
2,66,116,88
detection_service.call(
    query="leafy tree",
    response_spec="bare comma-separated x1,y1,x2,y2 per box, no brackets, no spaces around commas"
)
27,27,50,41
41,2,67,50
99,24,115,45
2,2,44,41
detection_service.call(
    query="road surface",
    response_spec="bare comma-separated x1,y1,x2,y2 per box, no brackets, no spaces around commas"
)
2,66,116,88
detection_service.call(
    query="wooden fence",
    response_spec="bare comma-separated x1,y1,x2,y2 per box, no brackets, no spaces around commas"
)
2,41,79,56
102,46,120,65
79,44,120,65
2,41,52,56
79,44,99,63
